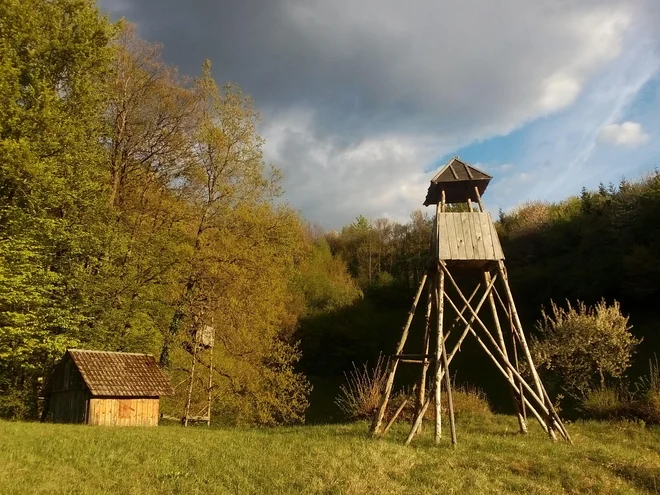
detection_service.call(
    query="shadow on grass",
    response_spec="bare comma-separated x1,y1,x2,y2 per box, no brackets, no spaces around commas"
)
612,464,660,493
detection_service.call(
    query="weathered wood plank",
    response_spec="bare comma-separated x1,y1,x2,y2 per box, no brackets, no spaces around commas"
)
489,215,505,259
479,214,494,259
436,213,504,261
453,215,467,258
472,214,487,260
445,213,458,259
460,213,475,258
466,213,481,259
438,214,450,260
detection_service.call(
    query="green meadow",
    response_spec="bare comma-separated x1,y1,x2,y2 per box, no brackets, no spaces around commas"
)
2,415,659,495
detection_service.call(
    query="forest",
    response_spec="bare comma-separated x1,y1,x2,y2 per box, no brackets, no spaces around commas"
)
1,0,659,425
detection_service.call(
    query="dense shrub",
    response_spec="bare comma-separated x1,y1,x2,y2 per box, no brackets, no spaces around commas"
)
532,299,640,398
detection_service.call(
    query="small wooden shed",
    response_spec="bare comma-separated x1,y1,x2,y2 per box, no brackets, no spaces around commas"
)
42,349,174,426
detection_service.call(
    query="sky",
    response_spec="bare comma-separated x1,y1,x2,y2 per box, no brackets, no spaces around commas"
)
99,0,660,228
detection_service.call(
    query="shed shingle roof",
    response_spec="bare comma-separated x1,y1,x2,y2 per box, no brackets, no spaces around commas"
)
67,349,174,397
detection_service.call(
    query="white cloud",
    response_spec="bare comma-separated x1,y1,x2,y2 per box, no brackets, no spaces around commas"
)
597,121,650,147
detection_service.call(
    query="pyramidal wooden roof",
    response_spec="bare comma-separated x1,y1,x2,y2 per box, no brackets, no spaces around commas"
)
59,349,174,397
424,157,492,205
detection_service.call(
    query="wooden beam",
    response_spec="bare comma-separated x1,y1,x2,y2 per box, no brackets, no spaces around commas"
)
434,271,445,443
383,398,409,436
371,273,428,435
416,283,433,419
439,274,457,446
485,271,527,434
439,279,559,437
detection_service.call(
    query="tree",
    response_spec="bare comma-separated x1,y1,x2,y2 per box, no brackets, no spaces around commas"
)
159,62,311,425
0,0,114,417
531,299,640,397
89,23,199,354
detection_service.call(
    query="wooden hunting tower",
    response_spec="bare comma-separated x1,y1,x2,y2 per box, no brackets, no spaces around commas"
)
370,157,571,445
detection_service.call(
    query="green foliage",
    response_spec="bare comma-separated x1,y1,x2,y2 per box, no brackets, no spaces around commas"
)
0,11,332,424
329,210,432,289
293,238,362,316
0,0,114,417
532,299,640,397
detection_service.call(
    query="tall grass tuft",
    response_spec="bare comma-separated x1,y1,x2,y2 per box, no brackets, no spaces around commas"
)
335,355,389,420
634,355,660,423
581,386,632,420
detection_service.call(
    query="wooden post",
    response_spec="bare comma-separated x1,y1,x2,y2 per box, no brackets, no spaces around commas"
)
440,290,552,432
509,304,527,424
183,332,198,427
383,398,409,435
416,283,434,422
406,395,432,445
491,284,528,425
496,262,543,397
440,283,561,436
371,273,428,435
206,332,214,427
439,274,457,446
496,261,559,440
484,271,527,434
434,271,444,443
405,277,495,442
474,186,486,213
439,266,553,413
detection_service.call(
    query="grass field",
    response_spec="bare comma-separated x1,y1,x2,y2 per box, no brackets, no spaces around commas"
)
1,414,660,494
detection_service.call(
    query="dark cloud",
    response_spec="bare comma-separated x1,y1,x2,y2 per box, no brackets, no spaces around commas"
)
100,0,658,227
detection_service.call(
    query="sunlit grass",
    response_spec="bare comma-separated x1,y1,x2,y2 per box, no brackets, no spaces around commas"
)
1,414,659,494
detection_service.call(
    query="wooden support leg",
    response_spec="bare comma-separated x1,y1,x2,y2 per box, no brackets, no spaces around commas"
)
434,272,444,444
493,285,528,426
383,398,409,436
439,263,557,437
442,291,552,435
371,274,428,435
484,271,527,434
439,276,457,446
496,261,559,441
416,282,433,421
405,275,497,443
510,310,527,427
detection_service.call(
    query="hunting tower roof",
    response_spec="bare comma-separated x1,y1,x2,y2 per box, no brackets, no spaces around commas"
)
424,157,492,205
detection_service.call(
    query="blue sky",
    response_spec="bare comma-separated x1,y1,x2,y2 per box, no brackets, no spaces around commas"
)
447,41,660,213
101,0,660,227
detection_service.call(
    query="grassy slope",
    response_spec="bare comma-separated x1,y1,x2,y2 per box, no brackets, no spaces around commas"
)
1,415,659,495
